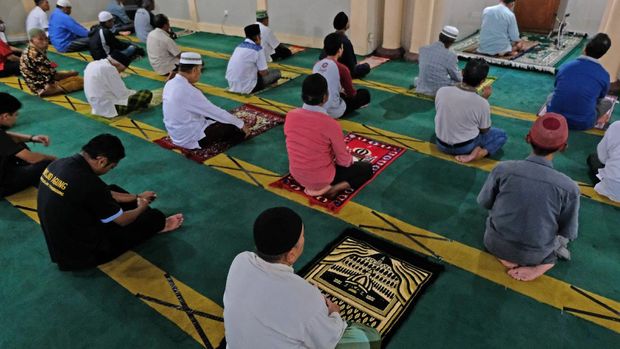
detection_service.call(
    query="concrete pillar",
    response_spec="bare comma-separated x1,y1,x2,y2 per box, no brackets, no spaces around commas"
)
187,0,199,30
350,0,371,56
599,0,620,79
257,0,268,11
405,0,445,61
376,0,405,59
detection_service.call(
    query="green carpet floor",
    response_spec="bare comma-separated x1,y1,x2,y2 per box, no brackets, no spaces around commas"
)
1,30,619,349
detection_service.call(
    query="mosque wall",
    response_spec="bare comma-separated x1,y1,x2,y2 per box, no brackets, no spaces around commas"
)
1,0,29,40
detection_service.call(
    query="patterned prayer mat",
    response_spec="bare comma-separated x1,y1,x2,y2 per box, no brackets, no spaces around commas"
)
410,76,497,99
452,31,585,74
538,95,618,130
359,56,390,69
299,229,443,344
270,133,405,213
154,104,285,163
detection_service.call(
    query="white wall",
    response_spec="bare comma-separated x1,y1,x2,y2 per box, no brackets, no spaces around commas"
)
562,0,607,36
196,0,253,30
0,0,29,40
157,0,191,21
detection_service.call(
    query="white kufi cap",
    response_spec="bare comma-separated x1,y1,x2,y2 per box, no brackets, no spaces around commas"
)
57,0,72,7
98,11,113,22
441,25,459,40
179,52,203,65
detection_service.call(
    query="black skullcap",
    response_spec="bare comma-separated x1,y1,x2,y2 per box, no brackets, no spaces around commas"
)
0,92,22,115
109,51,131,68
253,207,303,255
503,0,516,3
244,24,261,39
302,73,328,105
333,12,349,30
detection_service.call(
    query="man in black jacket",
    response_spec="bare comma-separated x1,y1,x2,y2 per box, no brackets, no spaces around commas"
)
320,12,370,79
89,11,144,61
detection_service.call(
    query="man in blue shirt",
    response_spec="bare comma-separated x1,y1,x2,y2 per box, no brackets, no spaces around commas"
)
48,0,89,53
106,0,134,34
478,0,524,56
547,33,612,130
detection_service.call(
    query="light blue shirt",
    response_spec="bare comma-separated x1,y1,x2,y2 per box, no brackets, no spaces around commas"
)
478,4,520,55
48,8,88,52
106,1,131,25
134,8,153,42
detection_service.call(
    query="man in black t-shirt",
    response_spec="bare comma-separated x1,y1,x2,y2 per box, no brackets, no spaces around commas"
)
37,134,183,271
0,92,56,197
319,12,370,79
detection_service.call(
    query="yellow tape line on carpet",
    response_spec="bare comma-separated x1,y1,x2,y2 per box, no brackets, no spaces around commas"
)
119,38,605,137
2,77,618,335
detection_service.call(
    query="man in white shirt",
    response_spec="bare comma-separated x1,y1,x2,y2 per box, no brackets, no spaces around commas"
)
147,14,181,76
478,0,524,57
224,207,381,349
256,10,291,62
313,33,370,119
163,52,248,149
26,0,50,36
84,51,153,118
434,59,507,163
588,121,620,202
226,24,281,94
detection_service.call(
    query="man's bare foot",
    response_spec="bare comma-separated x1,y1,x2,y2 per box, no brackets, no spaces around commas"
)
455,147,488,163
498,258,518,269
323,182,351,200
159,213,184,234
119,31,131,36
507,264,554,281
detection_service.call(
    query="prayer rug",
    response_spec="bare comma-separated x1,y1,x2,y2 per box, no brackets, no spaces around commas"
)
299,228,443,344
270,133,405,213
410,76,497,99
153,104,285,163
287,45,307,55
452,31,585,74
538,95,618,130
359,56,390,70
252,70,301,95
173,28,196,38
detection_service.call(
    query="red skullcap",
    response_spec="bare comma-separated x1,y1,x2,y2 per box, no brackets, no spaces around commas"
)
528,113,569,150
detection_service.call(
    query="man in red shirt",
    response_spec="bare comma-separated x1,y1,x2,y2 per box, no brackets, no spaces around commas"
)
0,39,22,77
284,74,373,198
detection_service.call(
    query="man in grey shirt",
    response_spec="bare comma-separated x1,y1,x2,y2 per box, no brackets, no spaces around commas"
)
415,26,462,96
478,113,580,281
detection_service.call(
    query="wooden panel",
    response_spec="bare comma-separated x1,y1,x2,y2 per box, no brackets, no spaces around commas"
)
514,0,561,33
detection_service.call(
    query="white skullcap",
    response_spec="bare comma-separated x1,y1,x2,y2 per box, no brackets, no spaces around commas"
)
441,25,459,40
57,0,72,7
98,11,113,22
179,52,203,65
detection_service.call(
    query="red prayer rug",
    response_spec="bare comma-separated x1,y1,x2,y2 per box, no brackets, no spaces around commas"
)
270,133,405,213
538,95,618,130
154,104,285,164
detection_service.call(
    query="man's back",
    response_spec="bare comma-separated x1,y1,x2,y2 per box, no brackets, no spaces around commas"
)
224,252,346,349
26,6,48,33
134,8,153,42
417,42,461,96
548,57,610,130
226,39,266,94
435,85,491,144
478,156,580,265
479,4,519,55
38,154,122,269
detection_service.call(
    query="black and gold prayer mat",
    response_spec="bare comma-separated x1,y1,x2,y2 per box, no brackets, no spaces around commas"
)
299,229,443,343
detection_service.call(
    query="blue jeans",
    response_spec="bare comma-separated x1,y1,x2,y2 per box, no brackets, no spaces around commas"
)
436,127,507,156
120,45,137,58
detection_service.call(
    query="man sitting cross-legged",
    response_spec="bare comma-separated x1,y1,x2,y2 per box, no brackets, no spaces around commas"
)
478,0,524,57
255,10,292,62
478,113,579,282
48,0,90,53
20,28,84,97
587,121,620,202
226,24,281,94
224,207,381,348
146,14,181,77
414,25,462,97
164,52,249,150
84,51,153,118
434,58,507,163
323,11,370,79
284,74,372,198
313,33,371,119
88,11,143,61
0,92,56,197
546,33,614,130
37,134,183,271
